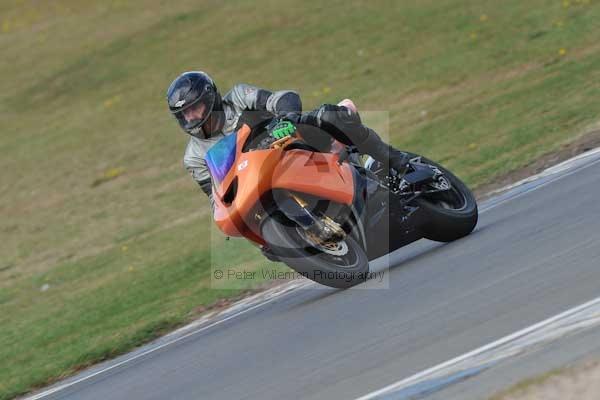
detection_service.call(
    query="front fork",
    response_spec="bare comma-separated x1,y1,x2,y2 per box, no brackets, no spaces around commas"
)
277,193,347,246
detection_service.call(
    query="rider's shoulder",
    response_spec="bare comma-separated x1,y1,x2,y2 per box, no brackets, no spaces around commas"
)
224,83,260,100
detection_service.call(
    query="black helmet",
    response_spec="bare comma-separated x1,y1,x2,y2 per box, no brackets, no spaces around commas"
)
167,71,225,138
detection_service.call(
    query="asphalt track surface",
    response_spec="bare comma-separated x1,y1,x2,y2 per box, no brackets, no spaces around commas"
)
28,150,600,400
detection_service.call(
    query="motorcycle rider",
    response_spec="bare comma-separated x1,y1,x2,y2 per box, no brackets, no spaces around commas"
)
166,71,411,205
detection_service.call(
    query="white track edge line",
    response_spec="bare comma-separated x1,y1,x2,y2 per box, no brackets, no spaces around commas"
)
480,154,600,213
354,296,600,400
23,293,286,400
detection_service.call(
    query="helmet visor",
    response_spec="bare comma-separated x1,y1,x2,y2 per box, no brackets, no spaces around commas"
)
179,90,216,128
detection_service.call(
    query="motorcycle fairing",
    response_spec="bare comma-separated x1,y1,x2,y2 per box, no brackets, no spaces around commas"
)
209,124,355,242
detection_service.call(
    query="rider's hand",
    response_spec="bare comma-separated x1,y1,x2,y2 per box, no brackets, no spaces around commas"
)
269,119,297,140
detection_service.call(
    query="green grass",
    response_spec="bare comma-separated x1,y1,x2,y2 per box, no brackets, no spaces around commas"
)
2,0,600,398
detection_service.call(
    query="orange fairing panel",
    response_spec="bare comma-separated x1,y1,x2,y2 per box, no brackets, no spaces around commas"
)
271,151,355,205
212,125,354,241
212,126,262,240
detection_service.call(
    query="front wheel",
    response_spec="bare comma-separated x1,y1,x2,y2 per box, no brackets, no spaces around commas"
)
260,216,369,288
412,157,478,242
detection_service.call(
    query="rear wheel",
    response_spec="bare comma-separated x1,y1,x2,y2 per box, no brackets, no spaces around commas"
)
260,216,369,288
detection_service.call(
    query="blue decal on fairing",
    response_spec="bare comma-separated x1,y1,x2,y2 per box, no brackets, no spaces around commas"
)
206,132,237,184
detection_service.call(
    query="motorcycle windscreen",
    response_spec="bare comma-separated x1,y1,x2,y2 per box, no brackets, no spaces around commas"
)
205,132,237,185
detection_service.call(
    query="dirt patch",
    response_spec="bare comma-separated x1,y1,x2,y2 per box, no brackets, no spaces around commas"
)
475,128,600,200
492,359,600,400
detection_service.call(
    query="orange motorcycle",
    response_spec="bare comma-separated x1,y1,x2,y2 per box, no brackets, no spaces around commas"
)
206,118,478,288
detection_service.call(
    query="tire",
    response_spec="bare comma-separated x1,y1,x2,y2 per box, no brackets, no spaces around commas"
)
260,216,369,288
412,156,478,242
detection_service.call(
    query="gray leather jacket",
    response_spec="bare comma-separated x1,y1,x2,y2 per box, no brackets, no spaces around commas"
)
183,83,301,204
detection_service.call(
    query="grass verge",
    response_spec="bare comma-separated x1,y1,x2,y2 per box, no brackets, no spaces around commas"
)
490,359,600,400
